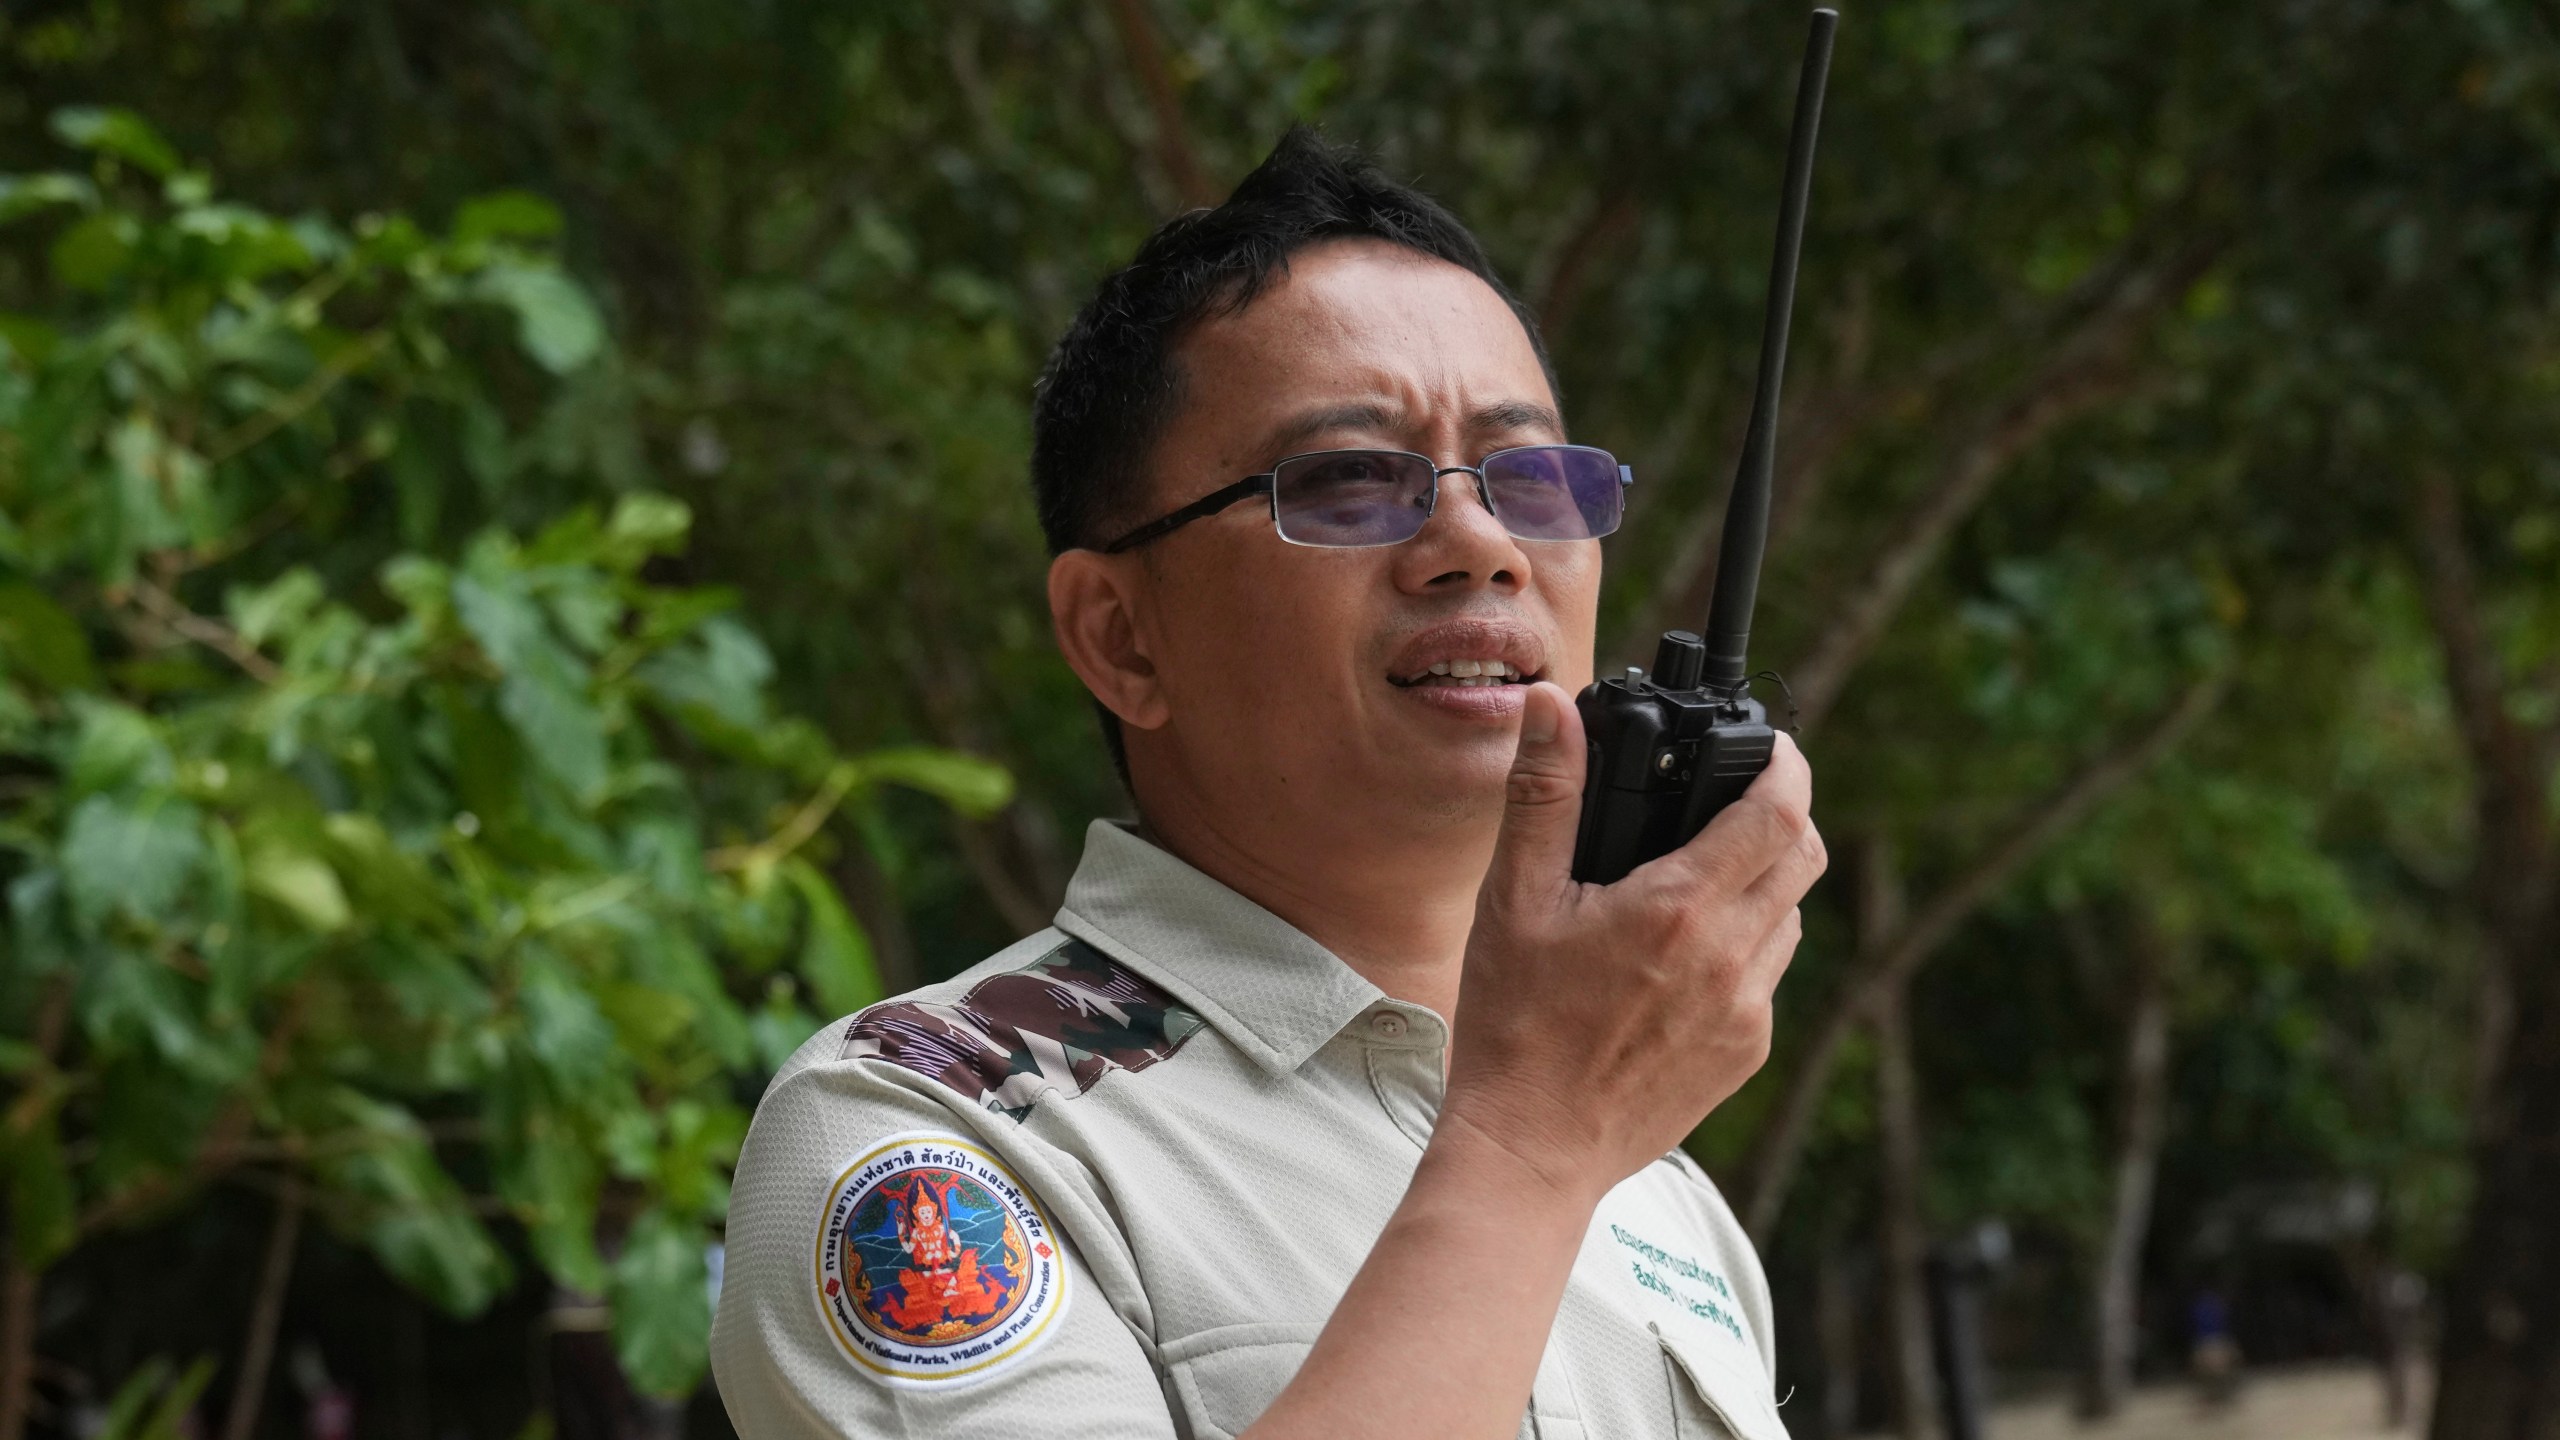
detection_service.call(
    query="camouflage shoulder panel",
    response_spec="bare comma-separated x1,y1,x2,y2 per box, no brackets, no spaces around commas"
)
839,937,1207,1119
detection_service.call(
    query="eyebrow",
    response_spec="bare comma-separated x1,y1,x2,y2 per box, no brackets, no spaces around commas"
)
1254,399,1568,464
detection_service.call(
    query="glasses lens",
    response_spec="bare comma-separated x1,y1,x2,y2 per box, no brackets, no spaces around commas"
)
1272,450,1438,547
1481,446,1623,540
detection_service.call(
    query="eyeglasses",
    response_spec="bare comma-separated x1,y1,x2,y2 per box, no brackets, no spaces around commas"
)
1101,445,1634,553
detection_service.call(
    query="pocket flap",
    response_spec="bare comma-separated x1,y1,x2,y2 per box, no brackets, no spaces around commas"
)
1162,1322,1324,1440
1655,1322,1789,1440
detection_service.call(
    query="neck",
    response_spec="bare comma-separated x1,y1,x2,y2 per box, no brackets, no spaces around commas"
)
1131,771,1495,1025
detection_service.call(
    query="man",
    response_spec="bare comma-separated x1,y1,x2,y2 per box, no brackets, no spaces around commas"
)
711,129,1827,1439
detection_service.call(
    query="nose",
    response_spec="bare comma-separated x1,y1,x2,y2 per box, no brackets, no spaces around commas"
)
1393,466,1531,595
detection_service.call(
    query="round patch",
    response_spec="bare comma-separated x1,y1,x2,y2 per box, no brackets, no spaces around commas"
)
814,1132,1067,1385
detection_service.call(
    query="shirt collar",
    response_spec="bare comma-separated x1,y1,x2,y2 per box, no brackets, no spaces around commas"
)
1051,819,1383,1075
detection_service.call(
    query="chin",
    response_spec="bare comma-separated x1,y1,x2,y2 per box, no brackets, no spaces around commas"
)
1382,747,1517,832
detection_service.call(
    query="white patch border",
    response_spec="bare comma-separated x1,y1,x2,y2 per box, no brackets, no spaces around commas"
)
812,1130,1069,1387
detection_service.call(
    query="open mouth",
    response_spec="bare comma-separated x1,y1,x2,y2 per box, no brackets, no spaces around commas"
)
1388,659,1542,690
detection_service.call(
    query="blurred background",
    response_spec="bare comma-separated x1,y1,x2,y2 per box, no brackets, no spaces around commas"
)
2,2,2555,1439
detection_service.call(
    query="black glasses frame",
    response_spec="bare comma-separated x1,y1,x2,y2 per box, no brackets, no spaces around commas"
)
1099,445,1635,554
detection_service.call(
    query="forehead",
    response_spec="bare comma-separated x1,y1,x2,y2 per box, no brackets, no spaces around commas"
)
1165,238,1554,461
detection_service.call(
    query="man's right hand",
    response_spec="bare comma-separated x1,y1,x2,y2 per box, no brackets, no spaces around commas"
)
1440,680,1827,1204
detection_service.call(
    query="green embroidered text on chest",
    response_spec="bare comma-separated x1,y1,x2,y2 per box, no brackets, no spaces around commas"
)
1610,1225,1746,1344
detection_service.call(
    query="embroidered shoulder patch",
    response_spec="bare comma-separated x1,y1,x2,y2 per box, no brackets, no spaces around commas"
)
815,1132,1067,1385
840,938,1206,1118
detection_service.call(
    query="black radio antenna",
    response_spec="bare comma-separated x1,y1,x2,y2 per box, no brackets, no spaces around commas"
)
1701,7,1836,693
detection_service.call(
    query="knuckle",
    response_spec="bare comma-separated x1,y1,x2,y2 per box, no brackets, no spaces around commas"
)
1798,824,1830,876
1506,765,1578,810
1764,799,1811,840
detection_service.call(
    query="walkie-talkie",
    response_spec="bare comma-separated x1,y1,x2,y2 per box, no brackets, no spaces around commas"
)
1570,8,1835,885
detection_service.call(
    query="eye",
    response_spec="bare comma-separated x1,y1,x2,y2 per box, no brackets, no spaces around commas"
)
1296,454,1399,491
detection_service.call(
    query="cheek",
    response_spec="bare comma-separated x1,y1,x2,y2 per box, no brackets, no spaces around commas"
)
1153,549,1380,718
1538,546,1605,686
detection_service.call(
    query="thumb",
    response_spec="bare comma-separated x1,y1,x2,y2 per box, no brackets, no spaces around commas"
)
1485,681,1588,901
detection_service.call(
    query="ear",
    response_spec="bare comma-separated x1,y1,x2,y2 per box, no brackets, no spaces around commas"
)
1047,549,1171,733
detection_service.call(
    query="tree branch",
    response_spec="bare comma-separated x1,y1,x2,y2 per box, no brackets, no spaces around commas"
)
123,577,283,685
77,989,309,1240
0,979,74,1440
219,1174,305,1440
1617,247,2130,665
2411,469,2553,831
204,330,394,466
1784,242,2221,732
1103,0,1218,210
1738,671,2226,1240
1535,186,1641,343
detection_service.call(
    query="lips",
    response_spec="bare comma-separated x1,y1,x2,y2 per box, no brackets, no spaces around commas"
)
1385,619,1548,690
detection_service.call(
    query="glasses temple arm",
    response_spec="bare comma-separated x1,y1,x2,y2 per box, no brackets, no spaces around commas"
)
1100,475,1275,554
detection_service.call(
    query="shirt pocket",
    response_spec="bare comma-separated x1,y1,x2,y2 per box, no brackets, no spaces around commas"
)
1653,1321,1790,1440
1160,1321,1567,1440
1160,1321,1324,1440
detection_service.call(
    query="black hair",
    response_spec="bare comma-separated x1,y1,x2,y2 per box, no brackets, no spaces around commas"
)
1030,127,1556,786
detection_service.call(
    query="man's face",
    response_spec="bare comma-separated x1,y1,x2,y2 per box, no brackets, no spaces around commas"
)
1101,238,1600,833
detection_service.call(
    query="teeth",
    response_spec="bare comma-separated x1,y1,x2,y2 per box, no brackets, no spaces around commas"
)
1404,658,1528,685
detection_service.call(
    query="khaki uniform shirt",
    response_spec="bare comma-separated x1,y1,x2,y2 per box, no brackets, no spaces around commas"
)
712,820,1788,1439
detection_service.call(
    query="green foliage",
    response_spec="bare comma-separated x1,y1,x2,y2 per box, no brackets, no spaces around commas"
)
4,0,2554,1411
0,111,998,1396
87,1357,216,1440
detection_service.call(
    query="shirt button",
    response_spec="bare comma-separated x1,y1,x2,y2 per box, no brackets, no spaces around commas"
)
1369,1010,1410,1041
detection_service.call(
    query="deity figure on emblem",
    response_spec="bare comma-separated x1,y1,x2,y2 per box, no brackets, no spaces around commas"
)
894,1180,964,1297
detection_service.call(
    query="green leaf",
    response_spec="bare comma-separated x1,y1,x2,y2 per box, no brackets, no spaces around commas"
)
502,668,610,800
82,946,231,1077
635,615,772,733
782,858,880,1017
6,1110,77,1269
61,793,204,928
518,950,620,1092
453,190,565,245
49,107,183,177
0,173,98,226
454,573,610,800
92,1358,171,1440
67,702,172,795
225,568,326,649
132,1358,216,1440
0,582,98,690
607,493,691,557
855,747,1014,816
609,1208,712,1398
245,843,352,933
501,1120,607,1294
315,1092,511,1316
90,1356,216,1440
0,311,62,365
50,210,135,292
477,263,605,374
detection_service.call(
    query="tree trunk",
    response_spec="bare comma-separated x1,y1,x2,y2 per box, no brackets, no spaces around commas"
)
2079,909,2174,1419
0,1259,34,1440
1876,983,1939,1440
1816,1245,1863,1440
1739,675,2224,1239
2409,469,2560,1440
221,1175,306,1440
2431,927,2560,1440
